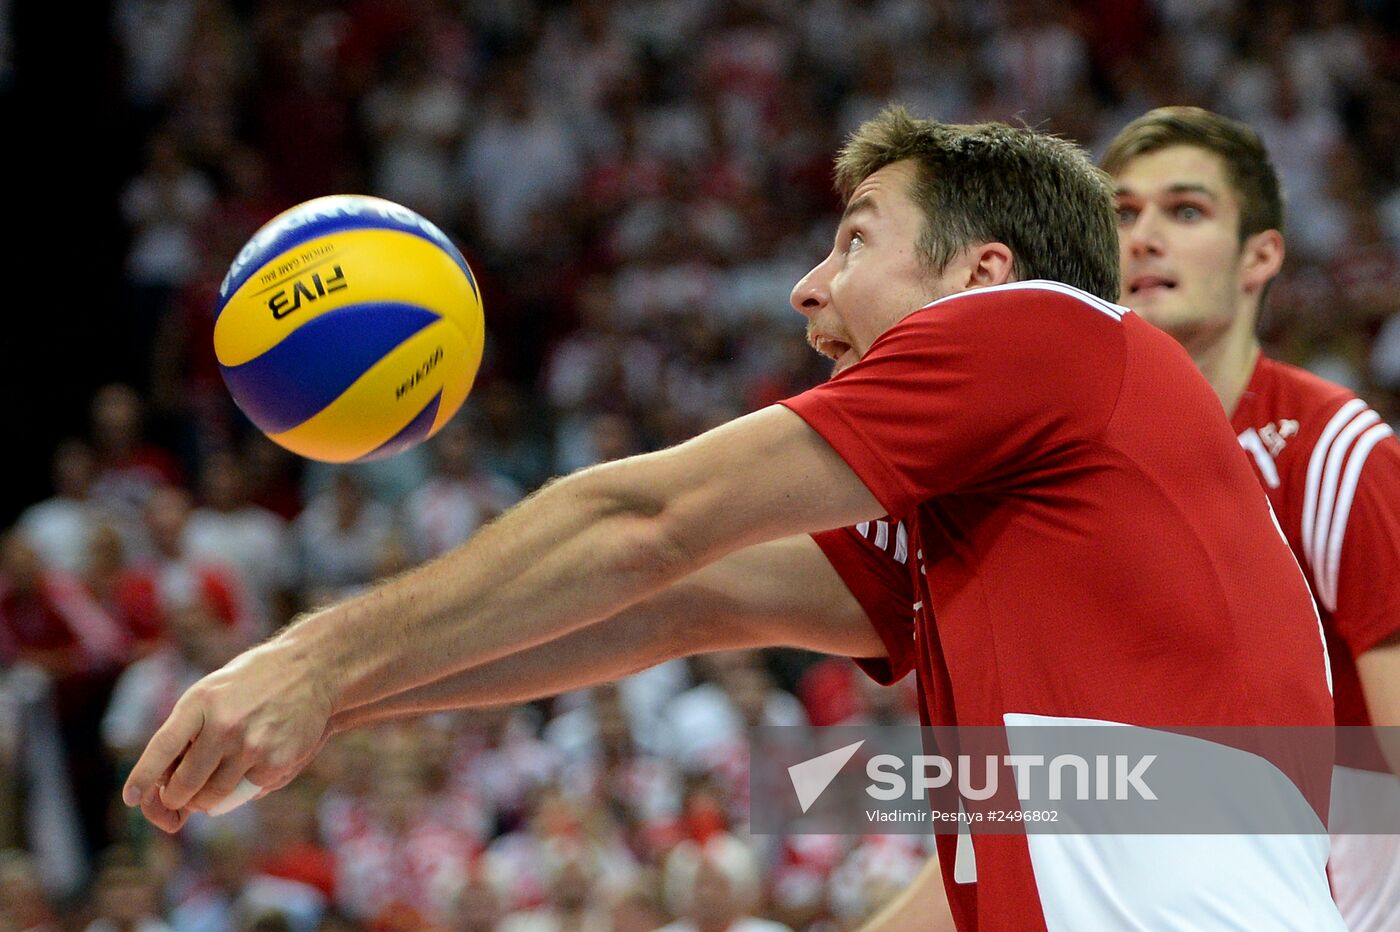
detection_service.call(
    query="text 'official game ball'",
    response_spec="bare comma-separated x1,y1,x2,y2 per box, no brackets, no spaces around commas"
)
214,195,484,463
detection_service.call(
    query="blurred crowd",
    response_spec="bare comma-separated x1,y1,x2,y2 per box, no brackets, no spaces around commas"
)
4,0,1400,929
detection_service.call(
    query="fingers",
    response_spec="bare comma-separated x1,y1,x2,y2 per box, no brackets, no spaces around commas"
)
186,757,254,814
139,781,190,834
123,702,203,808
160,716,237,811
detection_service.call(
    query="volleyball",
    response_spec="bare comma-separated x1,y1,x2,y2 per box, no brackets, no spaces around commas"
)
213,195,484,463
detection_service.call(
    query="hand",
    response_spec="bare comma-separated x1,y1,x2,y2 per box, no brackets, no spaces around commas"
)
121,641,335,832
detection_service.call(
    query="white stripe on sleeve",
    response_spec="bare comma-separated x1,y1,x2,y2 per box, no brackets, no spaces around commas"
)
1302,399,1368,576
1311,409,1380,591
1319,422,1394,612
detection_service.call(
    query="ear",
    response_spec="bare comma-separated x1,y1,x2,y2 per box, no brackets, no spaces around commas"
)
1239,229,1284,297
959,242,1017,289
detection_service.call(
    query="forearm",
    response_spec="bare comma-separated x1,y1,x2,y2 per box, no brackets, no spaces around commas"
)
279,457,699,714
328,535,879,731
328,609,684,732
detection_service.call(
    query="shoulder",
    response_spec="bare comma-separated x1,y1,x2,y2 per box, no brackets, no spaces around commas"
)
1253,357,1358,424
916,279,1128,327
1253,358,1389,480
862,280,1129,369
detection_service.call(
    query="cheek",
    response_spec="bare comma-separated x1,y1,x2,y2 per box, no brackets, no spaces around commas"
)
1205,254,1244,294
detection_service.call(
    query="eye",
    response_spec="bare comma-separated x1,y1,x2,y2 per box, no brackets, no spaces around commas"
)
1172,204,1205,221
1115,206,1139,226
848,230,865,250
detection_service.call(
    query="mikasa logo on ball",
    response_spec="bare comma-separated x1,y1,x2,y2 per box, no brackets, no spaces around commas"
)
397,346,444,400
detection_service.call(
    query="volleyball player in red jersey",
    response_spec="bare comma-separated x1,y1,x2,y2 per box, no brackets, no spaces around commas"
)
1108,106,1400,932
125,107,1344,929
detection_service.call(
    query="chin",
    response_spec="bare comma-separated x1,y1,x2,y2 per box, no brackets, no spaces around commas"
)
1127,298,1181,329
831,353,860,378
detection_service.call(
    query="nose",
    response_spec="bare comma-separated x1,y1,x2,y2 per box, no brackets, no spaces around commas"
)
1123,206,1164,260
790,255,833,318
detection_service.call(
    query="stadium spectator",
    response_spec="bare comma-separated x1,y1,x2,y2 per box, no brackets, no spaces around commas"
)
332,744,482,927
82,845,173,932
496,838,613,932
0,532,128,861
0,848,61,932
184,451,295,636
659,832,789,932
292,473,394,601
662,651,806,772
168,828,325,932
0,533,128,677
247,780,337,904
454,54,584,255
400,420,522,563
113,485,254,648
18,440,111,576
88,386,184,536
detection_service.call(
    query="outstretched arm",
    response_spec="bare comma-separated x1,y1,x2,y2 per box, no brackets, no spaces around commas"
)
123,405,884,829
330,534,883,731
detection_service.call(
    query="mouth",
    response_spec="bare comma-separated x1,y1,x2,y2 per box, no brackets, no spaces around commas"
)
1127,275,1177,297
808,332,857,369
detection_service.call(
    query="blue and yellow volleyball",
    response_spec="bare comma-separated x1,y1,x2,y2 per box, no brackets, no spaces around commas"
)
214,195,484,463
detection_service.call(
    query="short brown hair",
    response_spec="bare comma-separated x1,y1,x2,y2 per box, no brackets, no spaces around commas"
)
834,105,1121,302
1101,106,1283,241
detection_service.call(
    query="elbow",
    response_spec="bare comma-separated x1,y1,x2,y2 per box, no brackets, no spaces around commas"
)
571,459,704,584
609,511,699,592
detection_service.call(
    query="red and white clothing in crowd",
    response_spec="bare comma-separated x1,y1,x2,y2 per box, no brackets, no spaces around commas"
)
787,282,1343,930
1230,354,1400,932
0,569,129,673
333,813,482,925
89,448,184,533
446,712,564,825
482,832,638,917
826,835,934,926
111,558,254,650
184,501,294,636
318,788,375,854
100,645,208,759
552,749,683,845
400,470,521,562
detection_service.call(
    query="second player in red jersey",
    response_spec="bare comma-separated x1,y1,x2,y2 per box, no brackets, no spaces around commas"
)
1109,106,1400,932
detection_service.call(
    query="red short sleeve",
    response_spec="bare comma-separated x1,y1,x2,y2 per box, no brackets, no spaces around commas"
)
812,524,915,685
1326,428,1400,655
781,284,1126,517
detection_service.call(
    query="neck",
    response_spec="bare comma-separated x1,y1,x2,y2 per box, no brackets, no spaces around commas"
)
1177,303,1261,416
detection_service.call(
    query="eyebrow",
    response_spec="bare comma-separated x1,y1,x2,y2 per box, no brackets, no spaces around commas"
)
841,194,879,222
1114,182,1220,200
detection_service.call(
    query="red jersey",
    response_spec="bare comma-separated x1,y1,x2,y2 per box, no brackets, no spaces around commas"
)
1232,356,1400,734
785,282,1342,931
1232,355,1400,932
